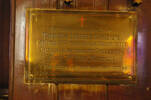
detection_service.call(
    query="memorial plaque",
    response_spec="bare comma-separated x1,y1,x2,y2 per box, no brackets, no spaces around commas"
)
25,9,137,84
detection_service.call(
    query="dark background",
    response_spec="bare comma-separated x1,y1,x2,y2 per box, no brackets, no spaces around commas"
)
0,0,10,89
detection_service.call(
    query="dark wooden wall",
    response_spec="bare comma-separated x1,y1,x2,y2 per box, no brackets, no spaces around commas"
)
2,0,151,100
0,0,10,89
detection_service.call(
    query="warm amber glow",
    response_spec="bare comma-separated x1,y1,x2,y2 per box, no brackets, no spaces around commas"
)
25,9,137,84
123,35,134,75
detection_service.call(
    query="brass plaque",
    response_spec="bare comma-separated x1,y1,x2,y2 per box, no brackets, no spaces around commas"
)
25,9,137,84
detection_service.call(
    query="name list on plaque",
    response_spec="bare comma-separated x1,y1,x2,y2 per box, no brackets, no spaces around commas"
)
25,9,137,84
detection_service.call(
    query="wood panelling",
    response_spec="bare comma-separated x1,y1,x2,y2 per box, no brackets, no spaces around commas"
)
95,0,107,10
108,86,151,100
58,0,107,10
77,0,94,9
33,0,56,8
34,0,50,8
58,84,106,100
108,0,151,100
10,0,58,100
13,84,57,100
76,0,106,10
109,0,128,10
8,0,151,100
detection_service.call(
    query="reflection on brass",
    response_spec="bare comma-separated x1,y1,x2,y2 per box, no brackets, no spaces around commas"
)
25,9,137,84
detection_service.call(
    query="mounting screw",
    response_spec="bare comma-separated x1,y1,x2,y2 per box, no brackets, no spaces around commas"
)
132,0,142,7
146,87,150,91
64,0,73,6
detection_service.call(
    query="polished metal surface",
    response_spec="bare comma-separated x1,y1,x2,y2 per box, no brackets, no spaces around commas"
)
25,9,137,84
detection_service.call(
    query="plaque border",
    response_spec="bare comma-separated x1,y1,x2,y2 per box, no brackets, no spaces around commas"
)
25,9,137,85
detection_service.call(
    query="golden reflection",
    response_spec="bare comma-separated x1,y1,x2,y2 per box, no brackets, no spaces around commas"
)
123,35,134,75
59,84,106,92
25,9,137,84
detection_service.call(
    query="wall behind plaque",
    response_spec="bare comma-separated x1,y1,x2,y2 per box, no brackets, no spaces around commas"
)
0,0,10,89
0,0,150,100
